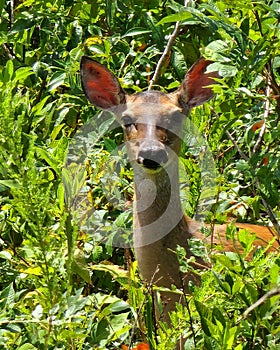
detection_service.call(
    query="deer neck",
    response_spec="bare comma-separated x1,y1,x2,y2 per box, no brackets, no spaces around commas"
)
131,158,201,295
132,159,188,248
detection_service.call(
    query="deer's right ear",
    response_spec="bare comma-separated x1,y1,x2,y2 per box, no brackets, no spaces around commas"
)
178,59,219,110
80,56,126,109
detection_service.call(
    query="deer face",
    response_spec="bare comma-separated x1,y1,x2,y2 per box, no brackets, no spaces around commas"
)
80,56,218,171
119,91,185,171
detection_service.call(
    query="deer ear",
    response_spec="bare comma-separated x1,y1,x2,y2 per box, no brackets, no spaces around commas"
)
80,56,126,109
178,59,219,110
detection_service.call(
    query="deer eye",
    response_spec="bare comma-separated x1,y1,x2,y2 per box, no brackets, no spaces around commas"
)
121,115,135,127
160,134,168,143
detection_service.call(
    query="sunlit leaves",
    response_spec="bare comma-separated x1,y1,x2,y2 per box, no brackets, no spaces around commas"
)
0,0,280,349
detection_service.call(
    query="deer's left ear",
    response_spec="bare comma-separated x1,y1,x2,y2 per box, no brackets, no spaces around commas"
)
80,56,126,109
178,59,219,110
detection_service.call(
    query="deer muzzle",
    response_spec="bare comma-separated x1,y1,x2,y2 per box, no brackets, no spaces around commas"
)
137,140,168,170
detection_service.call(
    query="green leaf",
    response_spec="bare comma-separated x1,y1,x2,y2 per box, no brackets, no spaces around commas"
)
31,96,50,116
206,40,229,52
106,0,117,29
35,147,60,174
194,299,212,337
104,137,117,152
5,323,21,333
212,306,226,327
57,182,65,211
122,27,152,37
0,180,21,189
92,245,103,261
270,263,280,285
32,304,43,320
0,284,15,308
62,164,87,206
24,266,43,276
15,67,34,82
72,249,91,283
11,19,34,32
157,11,193,25
17,344,37,350
0,0,5,14
0,250,12,260
224,325,238,349
110,300,130,313
3,60,14,82
47,72,67,91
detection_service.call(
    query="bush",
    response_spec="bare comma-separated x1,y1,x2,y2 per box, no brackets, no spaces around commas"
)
0,0,279,349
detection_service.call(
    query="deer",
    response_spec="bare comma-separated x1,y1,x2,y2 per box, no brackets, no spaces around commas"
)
80,56,279,348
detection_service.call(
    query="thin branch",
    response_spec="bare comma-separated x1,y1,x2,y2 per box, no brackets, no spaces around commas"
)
253,8,280,122
267,61,280,122
226,130,280,237
252,76,270,154
183,297,197,347
225,130,249,161
255,177,280,236
2,43,14,60
9,0,14,27
221,7,280,238
148,21,181,90
252,9,263,36
148,0,192,90
251,76,280,236
238,286,280,323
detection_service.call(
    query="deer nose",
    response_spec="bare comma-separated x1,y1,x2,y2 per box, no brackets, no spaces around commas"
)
137,141,168,169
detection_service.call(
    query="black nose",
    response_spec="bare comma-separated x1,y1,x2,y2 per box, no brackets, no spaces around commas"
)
137,141,168,169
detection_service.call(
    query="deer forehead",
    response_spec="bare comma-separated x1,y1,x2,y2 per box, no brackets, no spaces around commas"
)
124,91,182,123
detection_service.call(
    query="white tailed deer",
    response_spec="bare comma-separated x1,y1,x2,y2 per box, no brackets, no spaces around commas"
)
80,56,278,347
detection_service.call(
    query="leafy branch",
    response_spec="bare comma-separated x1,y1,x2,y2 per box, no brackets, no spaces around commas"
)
148,0,192,90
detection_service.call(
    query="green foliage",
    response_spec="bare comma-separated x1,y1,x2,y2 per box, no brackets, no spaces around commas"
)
194,228,280,349
0,0,280,349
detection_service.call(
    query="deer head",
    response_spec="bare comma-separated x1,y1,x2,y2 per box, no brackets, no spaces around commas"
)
80,56,218,173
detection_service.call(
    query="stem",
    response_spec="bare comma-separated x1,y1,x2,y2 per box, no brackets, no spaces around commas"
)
226,130,280,237
252,76,270,155
225,130,249,161
185,297,197,347
255,177,280,236
9,0,14,27
148,0,192,90
239,285,280,322
253,9,280,121
148,22,181,90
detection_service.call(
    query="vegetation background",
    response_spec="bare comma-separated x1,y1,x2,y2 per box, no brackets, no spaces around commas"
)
0,0,280,349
